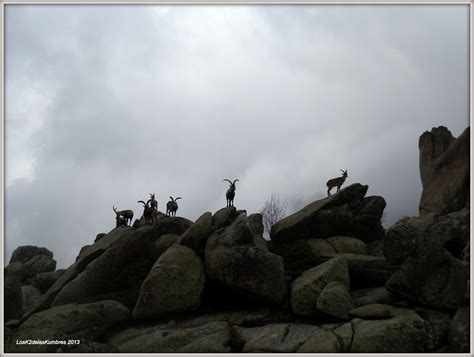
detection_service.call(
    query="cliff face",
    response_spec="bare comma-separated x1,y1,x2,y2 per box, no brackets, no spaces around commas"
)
418,126,470,217
4,126,470,354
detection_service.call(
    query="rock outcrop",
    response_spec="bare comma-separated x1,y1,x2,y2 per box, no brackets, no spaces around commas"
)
419,126,470,216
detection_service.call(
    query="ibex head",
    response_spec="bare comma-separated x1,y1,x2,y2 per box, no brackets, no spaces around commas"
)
340,170,348,178
223,179,239,190
113,205,119,217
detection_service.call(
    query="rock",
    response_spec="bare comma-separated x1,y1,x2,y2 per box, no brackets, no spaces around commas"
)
350,311,427,352
10,245,53,263
291,256,349,316
448,305,469,352
419,126,469,217
415,308,451,351
316,281,353,320
205,214,286,305
269,239,330,279
5,319,20,329
212,206,238,231
150,234,179,259
248,213,264,236
349,303,393,319
7,246,56,283
297,328,341,353
21,285,43,312
270,184,385,243
32,270,65,294
21,300,130,340
178,212,212,253
235,323,336,353
57,341,119,353
5,327,68,353
95,233,107,242
5,275,23,320
327,236,367,254
333,322,353,352
366,239,384,256
384,208,469,309
51,233,157,308
132,245,205,319
351,286,395,307
110,321,231,353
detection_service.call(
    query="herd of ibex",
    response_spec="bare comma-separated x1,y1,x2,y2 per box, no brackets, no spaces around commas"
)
112,171,348,227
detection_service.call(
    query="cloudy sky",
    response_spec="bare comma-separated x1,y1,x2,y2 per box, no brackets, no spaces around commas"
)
5,4,469,268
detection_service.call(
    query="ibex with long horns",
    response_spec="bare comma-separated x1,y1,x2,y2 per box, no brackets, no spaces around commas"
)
326,170,348,196
223,179,239,207
147,193,158,211
138,200,157,224
166,196,181,217
113,206,134,227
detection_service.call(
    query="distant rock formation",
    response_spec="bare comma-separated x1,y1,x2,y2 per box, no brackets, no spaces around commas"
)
419,126,470,217
4,126,470,353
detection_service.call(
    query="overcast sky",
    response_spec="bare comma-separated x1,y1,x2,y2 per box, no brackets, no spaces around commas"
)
5,5,469,268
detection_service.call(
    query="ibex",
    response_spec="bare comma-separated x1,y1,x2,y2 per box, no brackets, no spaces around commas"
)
223,179,239,207
166,196,181,217
113,206,134,227
147,193,158,211
326,170,348,196
138,200,157,224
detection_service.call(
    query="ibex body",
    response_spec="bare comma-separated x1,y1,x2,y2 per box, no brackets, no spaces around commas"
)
166,196,181,217
138,200,157,224
147,193,158,211
113,206,134,227
326,170,348,196
223,179,239,207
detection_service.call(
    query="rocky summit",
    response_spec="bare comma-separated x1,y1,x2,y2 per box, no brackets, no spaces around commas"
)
4,126,470,353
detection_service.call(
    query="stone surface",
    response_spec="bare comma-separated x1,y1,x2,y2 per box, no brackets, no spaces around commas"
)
350,312,427,352
5,275,23,320
419,126,469,216
178,212,212,253
20,300,130,340
351,287,395,308
32,270,66,294
150,234,179,259
448,305,470,352
291,256,349,316
327,236,367,254
271,184,385,243
333,322,353,352
132,245,205,319
316,281,353,320
5,327,68,353
21,285,43,312
212,206,238,231
349,303,393,319
205,214,286,305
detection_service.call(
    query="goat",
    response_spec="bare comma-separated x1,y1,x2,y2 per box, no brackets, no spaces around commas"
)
223,179,239,207
166,196,181,217
113,206,134,227
326,170,348,196
138,200,157,224
147,193,158,212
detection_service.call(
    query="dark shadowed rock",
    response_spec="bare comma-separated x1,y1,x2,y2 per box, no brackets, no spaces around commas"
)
384,208,469,309
5,275,23,321
350,311,427,352
95,233,107,242
415,308,451,351
333,322,353,352
21,285,43,312
212,206,238,230
448,305,470,352
109,321,231,353
351,286,395,308
248,213,264,236
270,184,385,243
5,327,68,353
419,126,469,217
150,234,179,259
316,281,353,320
327,236,367,254
21,300,130,340
349,303,393,319
205,214,286,305
10,245,54,263
291,256,349,316
235,323,339,353
7,245,57,283
33,269,66,294
178,212,212,253
132,245,205,319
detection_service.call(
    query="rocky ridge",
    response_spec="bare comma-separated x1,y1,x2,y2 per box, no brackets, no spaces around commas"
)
4,126,470,353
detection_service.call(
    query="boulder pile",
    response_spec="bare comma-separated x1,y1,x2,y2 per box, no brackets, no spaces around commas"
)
4,126,470,353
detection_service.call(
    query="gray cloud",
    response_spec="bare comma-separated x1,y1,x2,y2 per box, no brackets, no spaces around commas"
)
5,5,469,268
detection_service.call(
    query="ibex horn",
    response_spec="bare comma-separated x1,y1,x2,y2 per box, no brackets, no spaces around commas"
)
175,197,182,201
233,179,239,185
169,196,174,201
223,179,233,185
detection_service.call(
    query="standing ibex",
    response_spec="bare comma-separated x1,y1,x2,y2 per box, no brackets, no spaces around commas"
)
113,206,134,227
223,179,239,207
147,193,158,212
326,170,348,196
138,200,157,224
166,196,181,217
